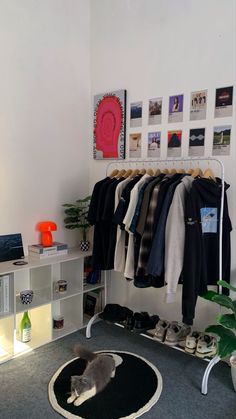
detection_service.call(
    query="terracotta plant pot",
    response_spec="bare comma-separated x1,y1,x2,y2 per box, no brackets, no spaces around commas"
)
80,241,90,252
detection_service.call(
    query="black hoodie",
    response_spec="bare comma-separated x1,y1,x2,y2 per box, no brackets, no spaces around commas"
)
182,177,232,325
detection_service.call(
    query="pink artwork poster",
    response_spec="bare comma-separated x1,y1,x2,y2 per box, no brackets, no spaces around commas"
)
93,90,126,159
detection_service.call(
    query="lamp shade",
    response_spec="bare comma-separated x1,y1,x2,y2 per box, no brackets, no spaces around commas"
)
37,221,57,232
37,221,57,247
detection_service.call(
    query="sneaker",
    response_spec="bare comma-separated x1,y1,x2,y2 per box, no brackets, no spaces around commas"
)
165,322,191,346
185,331,202,354
195,334,217,358
133,313,159,333
124,315,135,331
153,319,171,342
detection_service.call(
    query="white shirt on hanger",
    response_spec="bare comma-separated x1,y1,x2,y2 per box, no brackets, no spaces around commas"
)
113,177,133,272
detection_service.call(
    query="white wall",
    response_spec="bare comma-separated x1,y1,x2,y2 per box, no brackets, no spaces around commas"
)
90,0,236,329
0,0,90,249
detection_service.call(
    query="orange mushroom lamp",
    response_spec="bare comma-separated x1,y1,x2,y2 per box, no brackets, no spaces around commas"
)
37,221,57,247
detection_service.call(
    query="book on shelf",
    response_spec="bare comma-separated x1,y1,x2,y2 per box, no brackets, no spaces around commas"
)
83,289,102,317
0,275,10,313
28,249,68,259
28,242,68,254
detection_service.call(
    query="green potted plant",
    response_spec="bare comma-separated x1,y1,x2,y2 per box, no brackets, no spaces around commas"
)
202,279,236,391
63,196,91,251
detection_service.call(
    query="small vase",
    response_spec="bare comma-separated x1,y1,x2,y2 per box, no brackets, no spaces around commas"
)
80,241,90,252
230,355,236,392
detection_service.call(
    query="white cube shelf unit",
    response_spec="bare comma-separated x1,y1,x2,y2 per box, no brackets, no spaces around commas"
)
0,248,104,364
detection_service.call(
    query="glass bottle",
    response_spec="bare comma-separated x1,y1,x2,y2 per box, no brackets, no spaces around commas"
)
20,311,31,343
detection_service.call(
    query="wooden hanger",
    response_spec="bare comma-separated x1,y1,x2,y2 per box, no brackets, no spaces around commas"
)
170,168,177,174
130,169,140,177
154,168,161,176
177,168,185,174
186,168,194,174
116,169,126,178
146,168,154,176
109,169,119,178
162,168,169,174
139,168,146,175
203,168,216,182
123,169,133,178
191,167,203,178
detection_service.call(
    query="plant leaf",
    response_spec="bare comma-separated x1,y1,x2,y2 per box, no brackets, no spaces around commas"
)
65,225,79,230
217,314,236,329
76,196,91,203
64,217,79,224
202,292,235,312
212,294,236,312
205,325,236,358
201,290,219,301
217,280,236,293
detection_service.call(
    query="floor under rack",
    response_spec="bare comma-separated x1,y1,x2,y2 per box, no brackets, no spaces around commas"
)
86,317,226,395
113,321,212,363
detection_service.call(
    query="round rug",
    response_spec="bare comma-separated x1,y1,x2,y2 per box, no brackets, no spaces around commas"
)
48,350,163,419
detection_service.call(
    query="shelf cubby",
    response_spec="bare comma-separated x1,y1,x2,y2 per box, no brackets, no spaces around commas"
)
0,249,103,364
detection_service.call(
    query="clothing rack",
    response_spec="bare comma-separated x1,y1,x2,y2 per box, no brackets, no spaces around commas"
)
86,157,225,395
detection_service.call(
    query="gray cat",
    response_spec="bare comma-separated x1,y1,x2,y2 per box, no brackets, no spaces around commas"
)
67,345,116,407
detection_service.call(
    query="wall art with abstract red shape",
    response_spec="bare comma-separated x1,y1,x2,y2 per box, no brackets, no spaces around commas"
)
93,89,126,159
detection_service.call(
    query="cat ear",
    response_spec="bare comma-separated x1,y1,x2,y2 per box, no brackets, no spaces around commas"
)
71,375,80,383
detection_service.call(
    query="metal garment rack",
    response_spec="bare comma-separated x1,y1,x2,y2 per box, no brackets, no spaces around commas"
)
86,157,225,395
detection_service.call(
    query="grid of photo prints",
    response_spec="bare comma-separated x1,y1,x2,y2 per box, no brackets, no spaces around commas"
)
129,86,233,159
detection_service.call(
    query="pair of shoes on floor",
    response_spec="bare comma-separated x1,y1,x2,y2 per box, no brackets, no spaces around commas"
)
99,304,133,324
148,319,191,346
185,331,217,358
124,312,159,333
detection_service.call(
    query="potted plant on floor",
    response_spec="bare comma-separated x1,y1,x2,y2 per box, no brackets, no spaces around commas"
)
63,196,91,251
201,280,236,391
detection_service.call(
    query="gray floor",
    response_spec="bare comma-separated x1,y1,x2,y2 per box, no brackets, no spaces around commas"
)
0,321,235,419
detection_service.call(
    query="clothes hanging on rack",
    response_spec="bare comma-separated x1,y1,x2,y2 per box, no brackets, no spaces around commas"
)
88,166,231,326
182,177,232,325
164,176,194,303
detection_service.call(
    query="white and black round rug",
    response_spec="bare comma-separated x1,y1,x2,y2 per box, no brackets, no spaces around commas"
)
48,350,163,419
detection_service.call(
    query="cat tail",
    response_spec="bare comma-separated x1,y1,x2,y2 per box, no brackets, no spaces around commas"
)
73,345,97,361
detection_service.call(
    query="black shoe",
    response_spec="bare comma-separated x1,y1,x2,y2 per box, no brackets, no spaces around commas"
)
133,314,160,333
124,315,135,331
99,304,133,323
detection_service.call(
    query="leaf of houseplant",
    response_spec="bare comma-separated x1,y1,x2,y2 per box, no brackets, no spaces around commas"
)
217,313,236,329
217,280,236,293
64,209,81,217
202,290,219,301
202,292,235,312
206,325,236,358
212,294,236,312
76,196,91,203
64,216,79,224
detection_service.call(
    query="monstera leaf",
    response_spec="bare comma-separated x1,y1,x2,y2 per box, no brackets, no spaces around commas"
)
217,280,236,293
202,291,236,314
206,325,236,359
202,280,236,359
217,314,236,329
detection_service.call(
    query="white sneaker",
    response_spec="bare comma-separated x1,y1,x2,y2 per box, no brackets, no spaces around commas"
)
153,319,171,342
185,331,202,354
165,322,191,346
195,334,217,358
